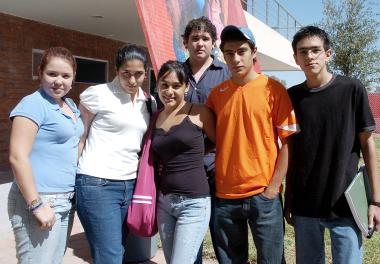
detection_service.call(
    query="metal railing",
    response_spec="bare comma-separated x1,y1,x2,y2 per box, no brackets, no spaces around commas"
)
241,0,303,41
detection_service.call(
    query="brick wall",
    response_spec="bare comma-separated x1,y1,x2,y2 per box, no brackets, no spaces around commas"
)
368,93,380,133
0,12,151,169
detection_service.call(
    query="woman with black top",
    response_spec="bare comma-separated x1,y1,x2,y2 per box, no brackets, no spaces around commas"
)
152,60,215,264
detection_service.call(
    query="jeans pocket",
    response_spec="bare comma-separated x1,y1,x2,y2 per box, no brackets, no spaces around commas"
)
40,195,54,206
182,197,210,219
77,174,108,187
258,193,278,202
183,197,208,209
41,194,73,216
255,193,282,217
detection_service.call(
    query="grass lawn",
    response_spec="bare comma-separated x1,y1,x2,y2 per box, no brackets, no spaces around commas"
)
198,135,380,263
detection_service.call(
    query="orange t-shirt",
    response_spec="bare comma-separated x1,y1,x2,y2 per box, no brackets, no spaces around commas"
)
206,74,298,199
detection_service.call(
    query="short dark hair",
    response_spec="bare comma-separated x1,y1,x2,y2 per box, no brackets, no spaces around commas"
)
292,26,331,54
183,16,217,43
116,44,148,71
157,60,189,86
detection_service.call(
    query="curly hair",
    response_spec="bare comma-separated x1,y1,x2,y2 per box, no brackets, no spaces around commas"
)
182,16,217,43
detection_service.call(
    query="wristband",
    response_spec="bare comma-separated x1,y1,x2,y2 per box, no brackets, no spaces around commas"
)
370,201,380,207
31,202,44,213
29,197,42,210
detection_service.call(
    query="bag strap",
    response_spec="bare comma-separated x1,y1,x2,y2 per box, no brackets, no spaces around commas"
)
145,111,159,139
140,111,159,158
146,98,153,116
143,91,157,116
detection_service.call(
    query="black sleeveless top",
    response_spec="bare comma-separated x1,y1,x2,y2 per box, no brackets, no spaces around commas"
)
152,105,209,197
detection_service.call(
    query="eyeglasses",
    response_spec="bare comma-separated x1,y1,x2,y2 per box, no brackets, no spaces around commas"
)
297,48,326,58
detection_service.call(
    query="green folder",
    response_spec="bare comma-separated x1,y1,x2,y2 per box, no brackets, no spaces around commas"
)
344,166,374,238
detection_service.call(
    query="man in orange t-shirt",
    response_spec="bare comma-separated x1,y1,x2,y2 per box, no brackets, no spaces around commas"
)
206,25,299,263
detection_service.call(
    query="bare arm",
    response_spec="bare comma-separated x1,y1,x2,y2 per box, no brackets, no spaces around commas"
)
359,132,380,231
9,116,55,229
263,137,290,199
78,104,95,160
198,105,216,143
284,137,295,225
188,104,216,153
9,117,39,204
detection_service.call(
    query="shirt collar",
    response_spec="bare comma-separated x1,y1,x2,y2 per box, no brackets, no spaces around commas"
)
38,88,80,114
184,55,225,71
136,87,148,101
210,56,226,69
112,77,148,102
38,88,61,110
302,74,336,93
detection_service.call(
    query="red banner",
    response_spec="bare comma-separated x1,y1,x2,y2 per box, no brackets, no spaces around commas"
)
135,0,261,75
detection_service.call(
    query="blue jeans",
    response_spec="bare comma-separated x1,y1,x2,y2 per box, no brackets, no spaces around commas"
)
7,182,75,264
157,192,211,264
213,193,284,264
75,174,135,264
194,169,217,264
294,216,363,264
193,194,216,264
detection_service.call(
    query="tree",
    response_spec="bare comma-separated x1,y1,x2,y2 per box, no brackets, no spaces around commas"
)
320,0,380,89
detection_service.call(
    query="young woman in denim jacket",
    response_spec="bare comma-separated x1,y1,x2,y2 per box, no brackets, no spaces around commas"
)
8,47,84,263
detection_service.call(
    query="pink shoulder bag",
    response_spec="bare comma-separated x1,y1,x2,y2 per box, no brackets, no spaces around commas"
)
126,112,158,237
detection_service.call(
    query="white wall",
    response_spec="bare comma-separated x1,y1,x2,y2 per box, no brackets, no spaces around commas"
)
244,11,300,71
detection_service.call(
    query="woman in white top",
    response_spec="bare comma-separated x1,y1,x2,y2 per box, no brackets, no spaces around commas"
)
75,45,155,264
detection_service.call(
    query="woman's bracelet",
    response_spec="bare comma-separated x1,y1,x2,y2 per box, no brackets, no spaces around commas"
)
29,197,43,211
31,202,44,213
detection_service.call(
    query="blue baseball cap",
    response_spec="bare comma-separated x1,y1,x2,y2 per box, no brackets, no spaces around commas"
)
220,25,256,50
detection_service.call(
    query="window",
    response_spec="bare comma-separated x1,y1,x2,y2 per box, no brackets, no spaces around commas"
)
32,49,108,84
74,56,108,84
32,49,44,80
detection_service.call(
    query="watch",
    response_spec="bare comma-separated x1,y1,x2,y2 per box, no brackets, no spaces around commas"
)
29,197,42,210
370,201,380,207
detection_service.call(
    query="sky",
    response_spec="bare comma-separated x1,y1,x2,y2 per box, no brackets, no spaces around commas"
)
263,0,380,87
263,0,324,87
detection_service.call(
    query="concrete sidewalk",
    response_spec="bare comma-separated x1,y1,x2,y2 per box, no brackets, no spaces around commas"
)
0,170,217,264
